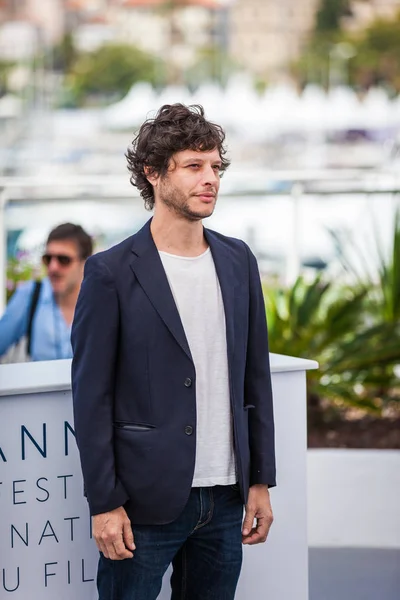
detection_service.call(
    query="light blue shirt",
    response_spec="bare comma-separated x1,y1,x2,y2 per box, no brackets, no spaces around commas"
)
0,278,73,361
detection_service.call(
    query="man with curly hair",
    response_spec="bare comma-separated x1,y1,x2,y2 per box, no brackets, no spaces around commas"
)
71,104,275,600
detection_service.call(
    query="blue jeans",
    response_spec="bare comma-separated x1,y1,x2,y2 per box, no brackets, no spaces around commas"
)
97,485,244,600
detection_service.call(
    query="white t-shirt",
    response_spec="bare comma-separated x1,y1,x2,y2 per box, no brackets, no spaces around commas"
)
159,248,237,487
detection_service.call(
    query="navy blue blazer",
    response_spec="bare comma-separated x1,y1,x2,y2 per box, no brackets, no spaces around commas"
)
71,220,276,525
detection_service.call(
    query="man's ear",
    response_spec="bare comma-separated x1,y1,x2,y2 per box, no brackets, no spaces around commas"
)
144,166,159,186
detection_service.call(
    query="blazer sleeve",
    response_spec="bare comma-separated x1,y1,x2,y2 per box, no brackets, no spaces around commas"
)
71,255,129,515
244,244,276,488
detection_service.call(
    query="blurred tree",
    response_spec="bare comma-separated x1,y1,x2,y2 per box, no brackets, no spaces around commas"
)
315,0,352,32
292,0,351,88
52,32,77,73
184,45,237,88
348,13,400,92
68,43,159,104
291,36,333,89
0,59,14,96
295,7,400,91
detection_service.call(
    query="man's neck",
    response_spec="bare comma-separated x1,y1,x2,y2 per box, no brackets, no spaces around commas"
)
150,212,208,257
55,288,79,310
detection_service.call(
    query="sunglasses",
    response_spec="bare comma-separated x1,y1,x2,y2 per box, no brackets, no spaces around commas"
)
42,253,79,267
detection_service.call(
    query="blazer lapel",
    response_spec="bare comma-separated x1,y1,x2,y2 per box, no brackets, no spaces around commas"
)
129,221,192,362
204,229,237,362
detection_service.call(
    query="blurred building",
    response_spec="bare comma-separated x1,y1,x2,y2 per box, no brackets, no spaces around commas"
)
0,0,7,22
0,0,65,45
229,0,319,81
345,0,400,31
106,0,222,75
63,0,223,58
0,0,225,73
0,0,322,81
3,0,400,84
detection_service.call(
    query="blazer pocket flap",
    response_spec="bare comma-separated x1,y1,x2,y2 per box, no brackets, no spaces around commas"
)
114,422,155,432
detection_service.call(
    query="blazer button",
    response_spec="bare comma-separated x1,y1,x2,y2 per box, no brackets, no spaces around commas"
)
184,378,192,388
185,425,193,436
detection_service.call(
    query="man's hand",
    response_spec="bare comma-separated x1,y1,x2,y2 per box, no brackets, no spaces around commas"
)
242,484,273,545
93,506,135,560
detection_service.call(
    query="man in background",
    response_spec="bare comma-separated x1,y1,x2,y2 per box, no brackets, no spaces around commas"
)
0,222,93,361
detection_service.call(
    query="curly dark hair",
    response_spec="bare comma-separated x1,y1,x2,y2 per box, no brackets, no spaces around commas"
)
126,103,230,210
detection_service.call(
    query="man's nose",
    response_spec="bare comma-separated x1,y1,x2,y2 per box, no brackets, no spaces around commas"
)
203,165,219,185
47,260,60,272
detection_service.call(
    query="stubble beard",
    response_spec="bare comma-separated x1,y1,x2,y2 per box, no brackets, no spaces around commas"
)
160,183,216,222
51,275,80,301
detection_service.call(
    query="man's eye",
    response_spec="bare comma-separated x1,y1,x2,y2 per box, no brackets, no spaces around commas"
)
213,165,221,171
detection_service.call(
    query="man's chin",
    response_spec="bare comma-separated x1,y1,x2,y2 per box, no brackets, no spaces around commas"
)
50,281,65,294
184,207,215,221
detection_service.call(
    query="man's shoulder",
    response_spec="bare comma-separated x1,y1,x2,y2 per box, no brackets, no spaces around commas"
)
15,279,36,294
88,234,135,268
88,219,152,269
11,278,39,301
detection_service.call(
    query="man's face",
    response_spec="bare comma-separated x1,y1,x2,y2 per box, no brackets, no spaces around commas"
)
43,239,85,297
154,148,222,221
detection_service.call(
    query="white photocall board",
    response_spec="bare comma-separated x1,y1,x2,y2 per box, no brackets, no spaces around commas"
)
0,387,98,600
0,355,317,600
